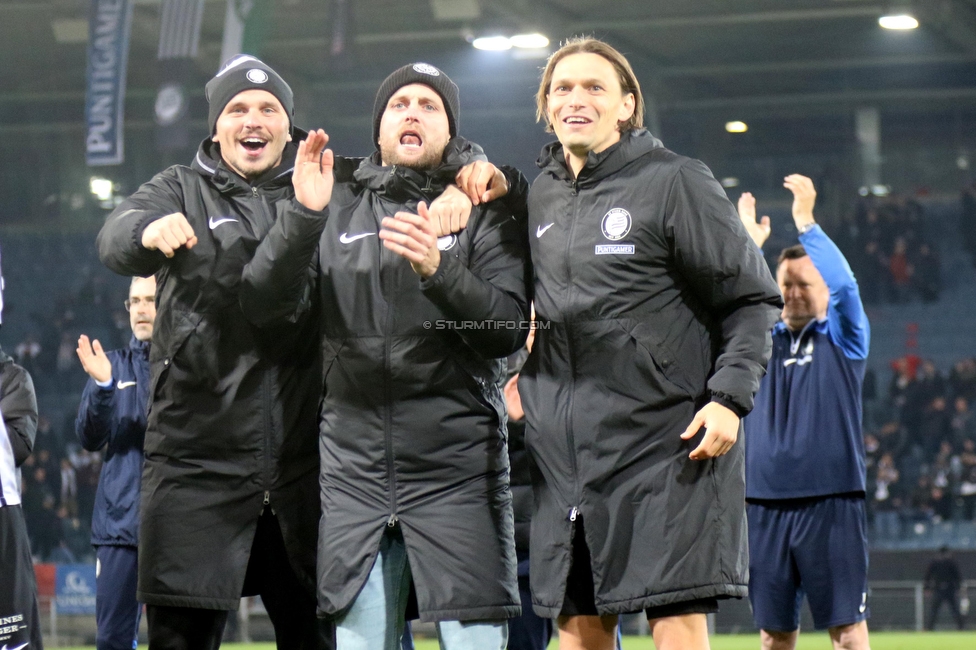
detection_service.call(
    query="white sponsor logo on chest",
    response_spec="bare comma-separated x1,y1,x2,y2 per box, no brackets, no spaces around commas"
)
595,207,634,254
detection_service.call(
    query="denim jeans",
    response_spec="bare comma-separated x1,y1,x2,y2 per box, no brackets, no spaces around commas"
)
335,526,508,650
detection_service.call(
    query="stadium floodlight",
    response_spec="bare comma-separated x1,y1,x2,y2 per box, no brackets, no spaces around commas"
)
472,36,512,51
721,177,740,188
510,33,549,49
879,14,919,30
90,177,114,202
725,121,748,133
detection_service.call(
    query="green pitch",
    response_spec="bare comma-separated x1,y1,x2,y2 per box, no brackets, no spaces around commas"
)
63,632,974,649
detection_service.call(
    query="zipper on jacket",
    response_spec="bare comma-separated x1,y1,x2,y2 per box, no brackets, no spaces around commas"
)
261,360,275,515
383,255,400,526
562,180,583,513
387,513,398,528
565,319,582,516
261,491,275,516
252,186,259,198
568,506,579,522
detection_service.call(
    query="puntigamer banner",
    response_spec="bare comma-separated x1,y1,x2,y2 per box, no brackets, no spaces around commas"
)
85,0,134,166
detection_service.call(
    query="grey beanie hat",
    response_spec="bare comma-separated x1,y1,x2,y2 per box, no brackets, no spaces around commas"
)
206,55,294,135
372,62,459,147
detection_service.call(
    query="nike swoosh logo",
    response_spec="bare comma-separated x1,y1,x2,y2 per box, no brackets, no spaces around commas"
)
339,232,375,244
3,643,29,650
209,216,238,229
536,223,555,238
117,381,136,389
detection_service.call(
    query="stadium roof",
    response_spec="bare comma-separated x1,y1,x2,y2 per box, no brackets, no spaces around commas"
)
3,0,976,135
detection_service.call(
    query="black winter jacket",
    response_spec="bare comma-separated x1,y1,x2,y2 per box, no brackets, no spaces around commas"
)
75,336,149,547
0,347,38,508
0,347,37,468
241,145,529,622
96,135,322,609
518,130,783,616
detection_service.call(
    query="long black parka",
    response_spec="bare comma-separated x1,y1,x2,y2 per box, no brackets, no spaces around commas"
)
518,129,783,617
96,135,322,609
240,145,529,622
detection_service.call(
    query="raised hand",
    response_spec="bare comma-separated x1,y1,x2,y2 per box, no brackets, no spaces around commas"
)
783,174,817,231
736,192,771,249
680,402,740,461
378,201,441,278
428,184,473,236
293,129,335,212
142,213,197,258
455,161,509,206
76,335,112,384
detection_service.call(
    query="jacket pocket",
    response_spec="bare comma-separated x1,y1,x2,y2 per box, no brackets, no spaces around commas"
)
629,320,696,398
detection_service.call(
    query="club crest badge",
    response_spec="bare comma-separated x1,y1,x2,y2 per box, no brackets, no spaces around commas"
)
246,69,269,84
601,208,632,241
413,63,441,76
437,234,457,251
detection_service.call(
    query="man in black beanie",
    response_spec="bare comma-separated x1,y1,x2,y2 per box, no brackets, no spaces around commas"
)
240,62,529,650
96,54,326,650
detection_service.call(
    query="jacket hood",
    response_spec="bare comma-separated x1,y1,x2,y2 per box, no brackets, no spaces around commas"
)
353,136,487,204
537,128,664,186
192,127,310,194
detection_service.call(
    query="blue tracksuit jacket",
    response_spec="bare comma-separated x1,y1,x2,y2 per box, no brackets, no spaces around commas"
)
745,225,870,500
75,336,149,546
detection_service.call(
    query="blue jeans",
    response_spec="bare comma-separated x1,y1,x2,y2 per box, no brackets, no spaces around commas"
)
335,526,508,650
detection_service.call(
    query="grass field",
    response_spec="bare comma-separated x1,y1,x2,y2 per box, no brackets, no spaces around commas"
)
64,632,976,649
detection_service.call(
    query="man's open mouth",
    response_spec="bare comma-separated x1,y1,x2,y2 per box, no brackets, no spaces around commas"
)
240,137,268,154
400,131,423,147
563,116,592,125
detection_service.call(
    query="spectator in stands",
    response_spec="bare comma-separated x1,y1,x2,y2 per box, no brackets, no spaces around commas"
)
909,475,937,525
59,456,77,517
950,397,975,448
959,443,976,520
949,358,976,402
888,237,915,303
924,546,965,630
914,243,941,303
916,360,946,405
14,333,41,375
874,420,908,460
920,397,952,456
74,448,101,526
856,241,886,305
872,452,902,541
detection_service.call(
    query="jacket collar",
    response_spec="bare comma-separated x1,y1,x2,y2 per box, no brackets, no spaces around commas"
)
537,128,664,186
353,136,487,203
191,127,308,195
129,335,150,357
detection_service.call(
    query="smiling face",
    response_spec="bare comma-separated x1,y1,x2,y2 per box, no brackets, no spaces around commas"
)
377,83,451,171
546,53,635,165
777,255,829,331
212,89,291,180
127,276,156,342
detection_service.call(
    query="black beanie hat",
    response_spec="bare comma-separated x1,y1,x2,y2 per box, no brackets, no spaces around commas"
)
372,63,460,147
206,55,294,136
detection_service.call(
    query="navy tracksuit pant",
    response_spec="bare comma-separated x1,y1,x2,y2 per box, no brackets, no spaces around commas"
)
96,545,141,650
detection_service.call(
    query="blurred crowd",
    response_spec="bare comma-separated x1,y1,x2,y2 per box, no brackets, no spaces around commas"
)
833,193,942,305
865,354,976,541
